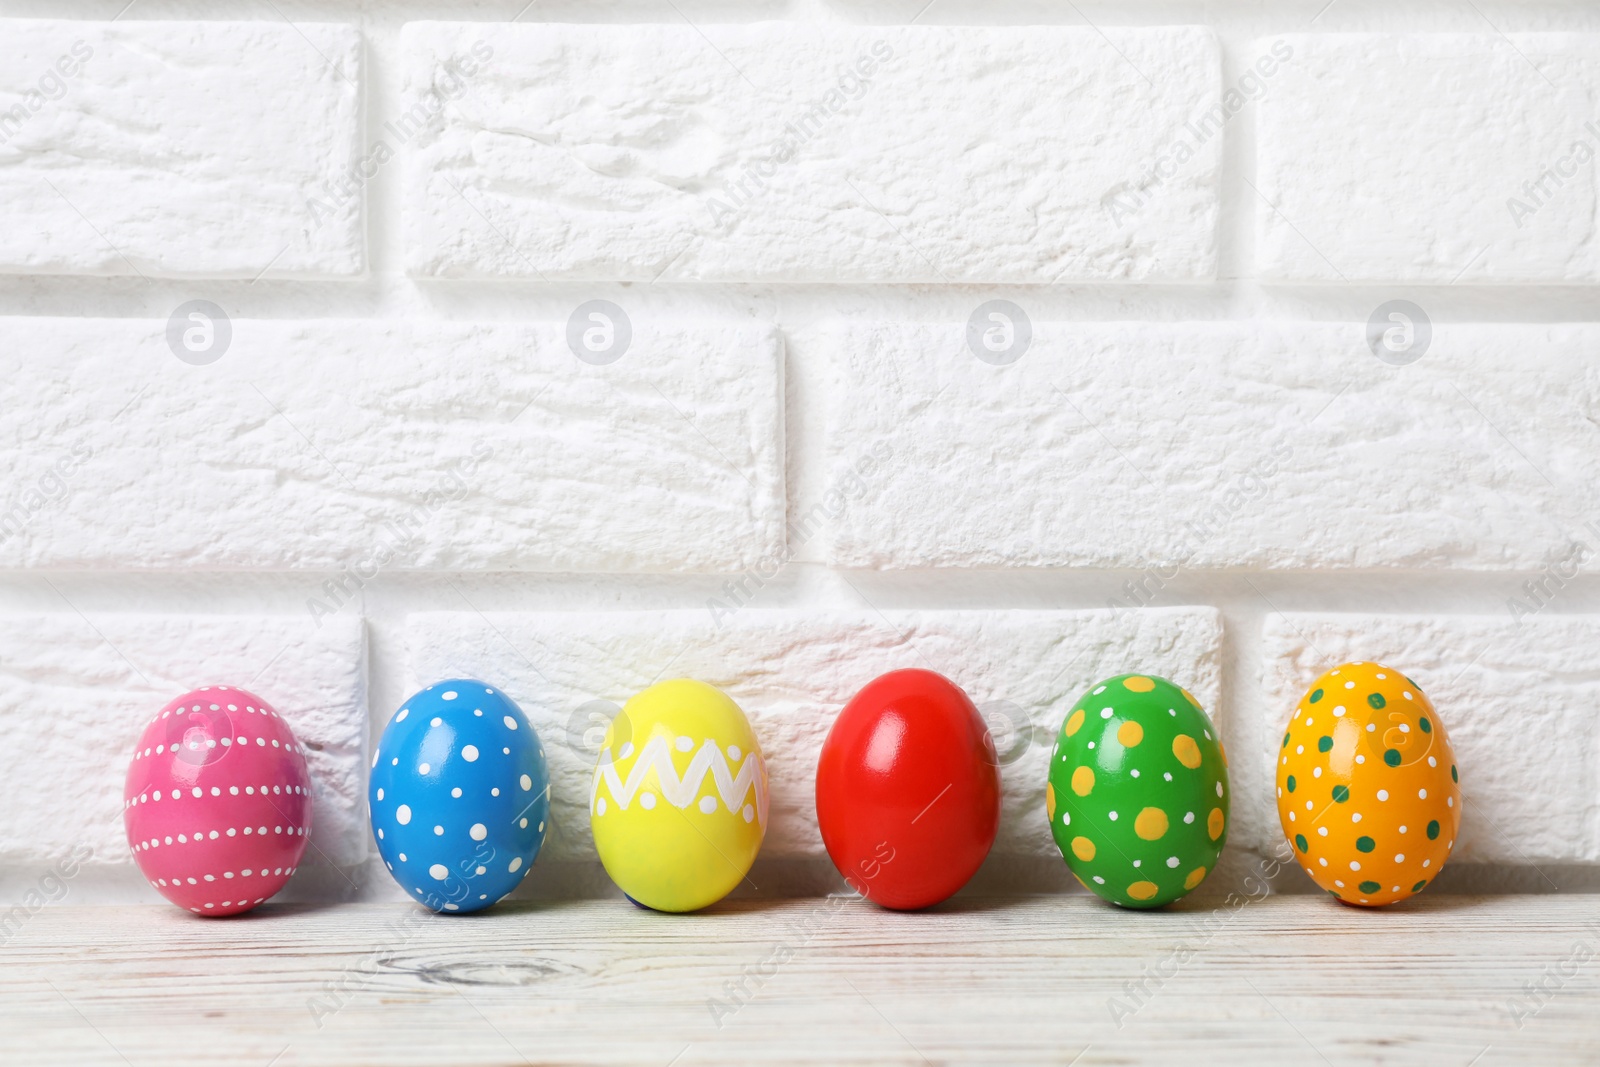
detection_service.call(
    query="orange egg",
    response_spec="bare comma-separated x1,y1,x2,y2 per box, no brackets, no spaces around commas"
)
1275,661,1460,907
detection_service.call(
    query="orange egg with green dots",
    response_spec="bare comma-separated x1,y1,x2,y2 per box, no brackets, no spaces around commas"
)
1276,661,1461,907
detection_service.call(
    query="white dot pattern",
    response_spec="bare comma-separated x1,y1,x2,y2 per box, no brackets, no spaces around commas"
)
122,686,313,917
368,680,549,915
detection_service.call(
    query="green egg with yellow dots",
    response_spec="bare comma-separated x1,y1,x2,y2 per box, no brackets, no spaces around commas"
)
1046,673,1229,908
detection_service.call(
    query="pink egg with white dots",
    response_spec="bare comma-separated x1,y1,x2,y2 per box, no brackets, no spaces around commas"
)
123,686,313,917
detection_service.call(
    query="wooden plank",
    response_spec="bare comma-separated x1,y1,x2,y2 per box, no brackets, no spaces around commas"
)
1,896,1597,1065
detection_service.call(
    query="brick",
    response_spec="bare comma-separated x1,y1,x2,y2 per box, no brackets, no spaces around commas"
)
404,607,1223,864
1258,34,1600,283
0,318,783,572
401,23,1220,282
822,321,1600,570
0,19,362,278
1260,614,1600,865
0,615,367,872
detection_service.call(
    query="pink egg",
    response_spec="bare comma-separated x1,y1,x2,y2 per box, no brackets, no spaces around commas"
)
122,686,312,917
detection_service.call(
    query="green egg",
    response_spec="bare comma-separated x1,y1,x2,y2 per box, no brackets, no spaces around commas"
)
1045,673,1230,908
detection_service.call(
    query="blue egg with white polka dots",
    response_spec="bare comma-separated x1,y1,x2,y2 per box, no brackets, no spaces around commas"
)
369,680,549,914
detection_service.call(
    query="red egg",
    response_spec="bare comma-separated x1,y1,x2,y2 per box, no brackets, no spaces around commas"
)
123,687,312,916
815,669,1001,909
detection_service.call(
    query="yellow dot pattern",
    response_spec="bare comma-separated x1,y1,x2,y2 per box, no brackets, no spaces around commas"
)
1134,807,1169,841
1046,673,1230,910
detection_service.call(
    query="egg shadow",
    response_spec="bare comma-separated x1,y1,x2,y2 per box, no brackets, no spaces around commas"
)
455,897,589,918
905,894,1035,916
207,900,353,920
1324,891,1494,915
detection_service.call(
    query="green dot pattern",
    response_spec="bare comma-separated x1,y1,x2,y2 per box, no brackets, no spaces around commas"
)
1279,661,1461,911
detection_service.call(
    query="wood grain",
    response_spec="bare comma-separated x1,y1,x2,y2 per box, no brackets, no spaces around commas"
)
2,895,1597,1065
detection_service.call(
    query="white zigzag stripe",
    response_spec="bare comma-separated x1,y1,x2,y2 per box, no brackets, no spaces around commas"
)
591,736,768,826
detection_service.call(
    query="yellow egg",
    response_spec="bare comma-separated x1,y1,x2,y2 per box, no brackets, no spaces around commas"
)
1276,661,1461,907
590,678,768,912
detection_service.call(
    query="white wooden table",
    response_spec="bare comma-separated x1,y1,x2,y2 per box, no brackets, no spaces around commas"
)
3,895,1596,1065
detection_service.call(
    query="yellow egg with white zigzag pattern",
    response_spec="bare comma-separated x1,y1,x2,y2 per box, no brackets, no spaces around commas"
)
590,679,768,912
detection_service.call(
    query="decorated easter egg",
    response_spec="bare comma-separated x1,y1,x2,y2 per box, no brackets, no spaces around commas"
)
1276,661,1460,906
591,679,767,912
123,687,312,916
815,669,1000,910
370,680,550,914
1048,674,1228,908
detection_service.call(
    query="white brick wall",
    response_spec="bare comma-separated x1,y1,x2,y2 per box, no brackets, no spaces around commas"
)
822,321,1600,570
401,24,1221,282
1259,34,1600,283
2,1,1598,903
0,318,783,572
0,20,363,278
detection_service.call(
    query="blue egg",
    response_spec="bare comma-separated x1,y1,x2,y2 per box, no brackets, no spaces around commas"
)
369,679,549,913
